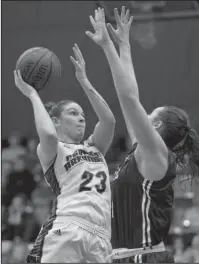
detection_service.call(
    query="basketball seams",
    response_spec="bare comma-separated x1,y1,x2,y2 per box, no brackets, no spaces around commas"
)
16,47,44,70
41,52,53,90
16,47,61,91
26,49,50,85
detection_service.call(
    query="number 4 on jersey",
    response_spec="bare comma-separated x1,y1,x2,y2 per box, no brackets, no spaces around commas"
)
79,171,107,194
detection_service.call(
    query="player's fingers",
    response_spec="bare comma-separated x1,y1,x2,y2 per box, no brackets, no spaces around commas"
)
72,46,82,63
128,16,133,27
95,9,99,22
98,7,102,20
114,8,122,27
107,23,117,38
74,44,83,61
75,43,84,61
124,9,130,23
17,70,24,84
74,44,85,65
89,15,97,31
121,6,125,21
14,70,17,79
70,56,78,68
85,31,95,41
101,8,105,23
14,70,19,85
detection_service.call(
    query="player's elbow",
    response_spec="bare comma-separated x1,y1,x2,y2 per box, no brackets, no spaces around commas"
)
37,124,58,140
108,114,116,125
119,88,138,103
100,112,116,125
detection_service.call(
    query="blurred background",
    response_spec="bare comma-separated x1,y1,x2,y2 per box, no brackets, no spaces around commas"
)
1,1,199,262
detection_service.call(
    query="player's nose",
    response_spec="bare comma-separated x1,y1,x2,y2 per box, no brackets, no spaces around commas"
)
78,116,85,123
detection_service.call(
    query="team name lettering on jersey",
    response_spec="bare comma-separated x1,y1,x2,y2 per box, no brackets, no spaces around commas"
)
64,149,103,172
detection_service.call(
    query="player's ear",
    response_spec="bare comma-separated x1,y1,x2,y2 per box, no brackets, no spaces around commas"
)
153,120,163,130
52,116,60,127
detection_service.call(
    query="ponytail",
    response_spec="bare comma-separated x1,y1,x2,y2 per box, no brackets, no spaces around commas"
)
44,101,57,117
174,128,199,176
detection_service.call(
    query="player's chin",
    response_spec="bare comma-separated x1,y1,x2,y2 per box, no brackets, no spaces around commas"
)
75,130,85,142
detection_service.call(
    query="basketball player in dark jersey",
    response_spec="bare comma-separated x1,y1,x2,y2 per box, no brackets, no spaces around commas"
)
86,7,199,263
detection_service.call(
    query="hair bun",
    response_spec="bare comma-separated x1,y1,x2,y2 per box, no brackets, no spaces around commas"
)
44,101,56,114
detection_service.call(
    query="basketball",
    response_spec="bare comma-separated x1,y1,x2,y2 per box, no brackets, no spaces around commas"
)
16,47,61,91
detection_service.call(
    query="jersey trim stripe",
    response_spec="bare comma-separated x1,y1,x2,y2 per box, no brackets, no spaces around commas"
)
146,181,152,245
141,179,152,247
27,162,60,263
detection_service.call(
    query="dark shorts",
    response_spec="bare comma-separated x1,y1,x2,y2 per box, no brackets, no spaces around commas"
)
26,255,41,263
113,251,175,263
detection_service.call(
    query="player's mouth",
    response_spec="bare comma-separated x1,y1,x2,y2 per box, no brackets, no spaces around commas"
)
77,125,85,129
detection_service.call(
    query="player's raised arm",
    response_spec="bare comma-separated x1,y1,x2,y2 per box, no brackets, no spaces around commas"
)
70,44,115,155
107,7,138,145
14,70,58,168
86,8,168,181
107,7,137,97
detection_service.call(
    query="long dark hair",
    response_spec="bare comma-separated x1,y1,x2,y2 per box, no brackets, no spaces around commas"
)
159,106,199,176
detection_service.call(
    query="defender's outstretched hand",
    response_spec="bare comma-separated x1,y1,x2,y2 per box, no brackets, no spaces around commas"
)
86,7,111,47
14,70,37,98
107,6,133,46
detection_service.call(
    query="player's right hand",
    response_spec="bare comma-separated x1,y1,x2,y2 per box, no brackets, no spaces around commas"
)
14,70,37,98
86,7,111,47
107,6,133,46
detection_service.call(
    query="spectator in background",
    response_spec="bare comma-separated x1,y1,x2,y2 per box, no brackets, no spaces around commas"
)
2,130,26,162
2,194,32,241
182,176,199,231
173,236,185,263
181,234,199,263
2,160,14,192
31,170,55,214
2,155,36,207
2,193,40,263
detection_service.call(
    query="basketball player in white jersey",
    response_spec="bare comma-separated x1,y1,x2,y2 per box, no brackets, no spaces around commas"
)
14,44,115,263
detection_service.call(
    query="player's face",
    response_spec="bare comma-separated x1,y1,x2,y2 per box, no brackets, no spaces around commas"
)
59,102,86,142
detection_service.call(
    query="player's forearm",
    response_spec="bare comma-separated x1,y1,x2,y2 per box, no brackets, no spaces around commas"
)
102,40,137,100
78,77,116,124
29,93,58,140
119,42,139,99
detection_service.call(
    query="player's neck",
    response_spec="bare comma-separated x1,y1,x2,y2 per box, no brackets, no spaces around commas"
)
58,133,80,145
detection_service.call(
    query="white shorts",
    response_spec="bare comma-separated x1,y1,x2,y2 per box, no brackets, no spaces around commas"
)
26,216,112,263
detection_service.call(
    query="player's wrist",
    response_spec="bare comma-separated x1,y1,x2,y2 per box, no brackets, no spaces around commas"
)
28,89,39,100
119,40,130,49
77,75,89,85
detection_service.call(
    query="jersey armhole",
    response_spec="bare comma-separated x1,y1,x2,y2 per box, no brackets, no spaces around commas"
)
85,134,95,147
37,143,58,174
143,151,176,190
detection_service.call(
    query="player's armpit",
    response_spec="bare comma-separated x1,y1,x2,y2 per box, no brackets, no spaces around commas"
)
135,146,169,181
92,121,115,155
37,141,58,173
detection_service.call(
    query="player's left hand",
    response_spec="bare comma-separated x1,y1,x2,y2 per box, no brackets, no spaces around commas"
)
86,7,111,47
107,6,133,46
70,44,87,83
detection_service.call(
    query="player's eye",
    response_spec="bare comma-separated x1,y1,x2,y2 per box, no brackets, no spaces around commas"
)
70,111,78,116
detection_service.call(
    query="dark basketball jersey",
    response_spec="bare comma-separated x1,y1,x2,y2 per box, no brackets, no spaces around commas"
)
111,144,176,249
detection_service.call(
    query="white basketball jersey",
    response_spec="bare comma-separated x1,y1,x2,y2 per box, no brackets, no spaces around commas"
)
41,139,111,232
